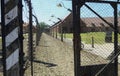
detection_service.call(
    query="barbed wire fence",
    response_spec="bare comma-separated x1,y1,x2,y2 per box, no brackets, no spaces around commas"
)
80,2,120,76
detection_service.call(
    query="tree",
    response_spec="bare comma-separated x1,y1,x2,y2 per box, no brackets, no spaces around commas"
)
38,22,50,30
118,11,120,16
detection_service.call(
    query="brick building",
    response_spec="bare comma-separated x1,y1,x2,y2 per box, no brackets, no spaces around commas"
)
23,22,36,33
53,13,120,33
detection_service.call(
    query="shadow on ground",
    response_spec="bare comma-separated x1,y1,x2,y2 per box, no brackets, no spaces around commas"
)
33,59,57,67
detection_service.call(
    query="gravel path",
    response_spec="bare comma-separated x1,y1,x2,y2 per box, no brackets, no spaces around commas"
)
24,33,74,76
0,33,119,75
24,33,110,76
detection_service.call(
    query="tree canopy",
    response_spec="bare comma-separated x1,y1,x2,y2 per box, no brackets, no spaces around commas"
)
38,22,50,30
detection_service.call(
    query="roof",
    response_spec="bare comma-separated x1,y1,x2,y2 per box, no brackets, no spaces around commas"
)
53,12,120,28
81,17,120,27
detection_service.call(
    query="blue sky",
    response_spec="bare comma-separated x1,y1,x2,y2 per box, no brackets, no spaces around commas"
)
23,0,120,25
0,0,120,24
23,0,72,25
22,0,120,26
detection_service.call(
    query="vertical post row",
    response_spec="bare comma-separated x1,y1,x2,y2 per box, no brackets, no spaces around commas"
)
1,0,23,76
28,0,34,76
18,0,24,76
61,26,63,42
113,3,118,76
110,3,118,76
72,0,81,76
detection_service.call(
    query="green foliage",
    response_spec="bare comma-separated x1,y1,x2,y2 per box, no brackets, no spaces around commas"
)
50,32,120,44
118,11,120,16
81,32,106,44
65,33,73,38
65,32,120,44
38,22,50,29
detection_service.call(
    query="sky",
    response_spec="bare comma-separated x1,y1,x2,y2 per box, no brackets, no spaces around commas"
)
1,0,120,25
23,0,72,26
22,0,120,26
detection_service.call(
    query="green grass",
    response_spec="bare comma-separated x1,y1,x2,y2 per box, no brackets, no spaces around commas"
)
64,32,120,44
65,33,73,38
81,32,106,44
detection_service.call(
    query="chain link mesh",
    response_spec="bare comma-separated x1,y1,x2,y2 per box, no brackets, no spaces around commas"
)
80,2,120,76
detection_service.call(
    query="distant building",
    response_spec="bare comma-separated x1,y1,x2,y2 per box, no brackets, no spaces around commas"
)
53,13,120,33
23,22,29,33
0,22,36,35
23,22,36,33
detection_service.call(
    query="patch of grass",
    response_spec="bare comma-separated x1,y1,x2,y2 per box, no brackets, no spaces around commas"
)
23,33,28,39
112,32,120,43
65,33,73,38
54,32,120,44
65,32,118,44
81,32,106,44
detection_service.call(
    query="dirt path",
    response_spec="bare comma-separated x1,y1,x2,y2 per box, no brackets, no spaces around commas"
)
0,33,119,76
24,33,110,76
25,33,74,76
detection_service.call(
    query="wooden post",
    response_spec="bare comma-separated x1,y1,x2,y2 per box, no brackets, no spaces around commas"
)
1,0,23,76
